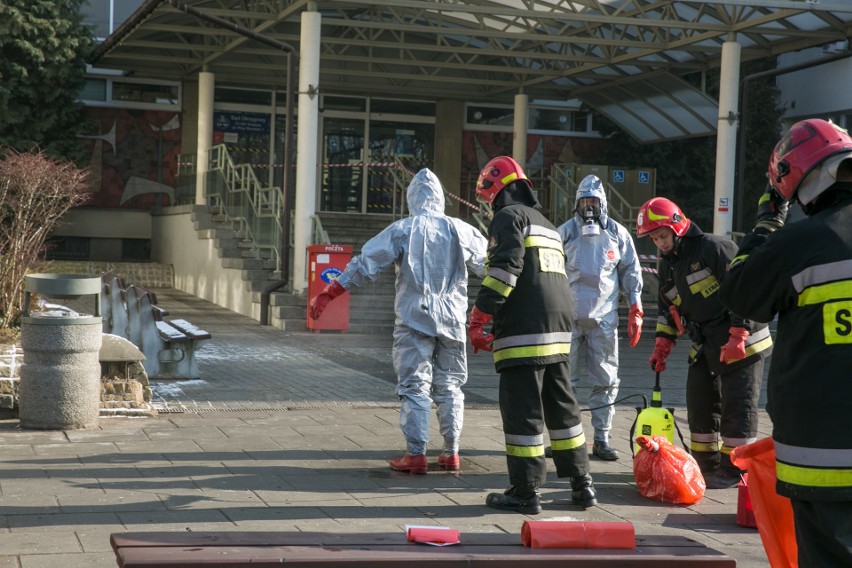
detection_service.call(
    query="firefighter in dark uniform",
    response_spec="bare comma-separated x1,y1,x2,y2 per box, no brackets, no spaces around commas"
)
467,155,595,514
635,197,773,489
720,118,852,566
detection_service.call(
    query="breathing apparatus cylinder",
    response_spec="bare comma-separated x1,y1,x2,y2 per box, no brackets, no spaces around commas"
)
633,384,675,455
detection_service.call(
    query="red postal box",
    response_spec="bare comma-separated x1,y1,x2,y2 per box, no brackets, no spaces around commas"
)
307,244,352,331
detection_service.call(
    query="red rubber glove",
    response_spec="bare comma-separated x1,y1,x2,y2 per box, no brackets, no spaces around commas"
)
720,327,749,364
668,304,686,336
627,303,643,347
467,306,494,353
309,280,346,320
649,337,675,372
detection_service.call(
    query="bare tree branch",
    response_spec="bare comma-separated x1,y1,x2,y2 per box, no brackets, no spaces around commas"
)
0,148,90,329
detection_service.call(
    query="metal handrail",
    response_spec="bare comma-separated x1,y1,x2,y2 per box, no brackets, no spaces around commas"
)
548,163,640,231
388,157,414,220
311,214,331,244
603,181,640,233
207,144,284,268
389,158,493,234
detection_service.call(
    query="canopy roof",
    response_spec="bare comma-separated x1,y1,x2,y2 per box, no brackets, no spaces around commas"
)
90,0,852,143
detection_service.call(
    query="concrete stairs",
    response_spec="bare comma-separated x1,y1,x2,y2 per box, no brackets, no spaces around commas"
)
189,204,282,299
270,212,400,334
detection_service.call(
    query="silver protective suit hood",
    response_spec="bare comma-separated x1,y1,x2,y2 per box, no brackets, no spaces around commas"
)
407,167,445,217
575,174,609,227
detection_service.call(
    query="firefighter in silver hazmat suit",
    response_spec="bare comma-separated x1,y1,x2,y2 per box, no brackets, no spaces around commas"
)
309,168,488,474
556,175,644,461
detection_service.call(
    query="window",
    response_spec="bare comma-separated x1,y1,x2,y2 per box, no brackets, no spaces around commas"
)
82,0,110,38
113,81,178,105
216,87,272,106
122,239,151,261
371,99,436,116
80,77,181,110
465,102,600,136
466,105,514,127
82,0,146,40
80,78,107,102
113,1,145,30
45,237,90,260
529,108,573,132
323,96,367,112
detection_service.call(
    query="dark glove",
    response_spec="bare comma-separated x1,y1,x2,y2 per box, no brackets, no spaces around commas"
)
686,322,704,344
309,280,346,320
627,303,643,348
467,306,494,353
755,185,788,232
720,327,749,364
649,337,675,372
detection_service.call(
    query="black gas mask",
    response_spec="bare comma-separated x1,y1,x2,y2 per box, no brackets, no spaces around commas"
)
578,198,601,236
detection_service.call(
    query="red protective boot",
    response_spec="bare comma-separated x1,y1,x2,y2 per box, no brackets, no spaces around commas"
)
438,453,460,471
389,454,428,474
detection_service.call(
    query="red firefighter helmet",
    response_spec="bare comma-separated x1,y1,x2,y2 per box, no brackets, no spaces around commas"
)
768,119,852,204
636,197,691,237
475,156,533,204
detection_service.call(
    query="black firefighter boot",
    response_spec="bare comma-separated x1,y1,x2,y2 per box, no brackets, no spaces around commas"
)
692,450,721,477
704,453,745,490
486,485,542,514
571,474,597,508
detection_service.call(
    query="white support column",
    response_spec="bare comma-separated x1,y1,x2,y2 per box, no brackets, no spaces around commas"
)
292,11,321,295
513,93,529,169
712,40,741,237
195,71,214,205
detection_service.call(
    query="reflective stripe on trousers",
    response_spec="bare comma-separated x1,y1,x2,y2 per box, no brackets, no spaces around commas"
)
498,362,589,488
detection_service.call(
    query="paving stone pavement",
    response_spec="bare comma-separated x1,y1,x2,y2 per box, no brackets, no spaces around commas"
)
0,288,773,567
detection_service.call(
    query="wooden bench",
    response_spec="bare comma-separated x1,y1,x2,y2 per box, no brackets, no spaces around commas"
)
110,531,735,567
102,272,129,339
101,273,210,380
159,318,211,379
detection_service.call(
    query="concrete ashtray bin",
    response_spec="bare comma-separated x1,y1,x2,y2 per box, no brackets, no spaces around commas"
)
19,274,103,430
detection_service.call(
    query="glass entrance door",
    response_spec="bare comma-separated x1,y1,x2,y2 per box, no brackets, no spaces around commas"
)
321,116,434,214
321,118,365,212
366,120,434,215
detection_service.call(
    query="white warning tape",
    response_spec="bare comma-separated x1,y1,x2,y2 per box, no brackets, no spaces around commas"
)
322,162,400,168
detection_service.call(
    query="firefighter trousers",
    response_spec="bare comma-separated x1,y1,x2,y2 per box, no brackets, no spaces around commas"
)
791,499,852,566
498,362,590,490
686,352,764,464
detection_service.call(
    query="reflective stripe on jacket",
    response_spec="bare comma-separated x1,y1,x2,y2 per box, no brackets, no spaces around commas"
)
475,203,573,371
720,188,852,501
655,224,771,375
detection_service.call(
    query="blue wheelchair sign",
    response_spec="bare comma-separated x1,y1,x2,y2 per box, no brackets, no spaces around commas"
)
638,171,650,184
612,170,625,183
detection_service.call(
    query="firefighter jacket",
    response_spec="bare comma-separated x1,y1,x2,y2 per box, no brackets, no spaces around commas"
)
720,185,852,502
654,223,772,376
475,191,572,372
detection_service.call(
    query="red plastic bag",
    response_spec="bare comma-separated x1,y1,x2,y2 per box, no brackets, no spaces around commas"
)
633,435,705,505
731,437,798,568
